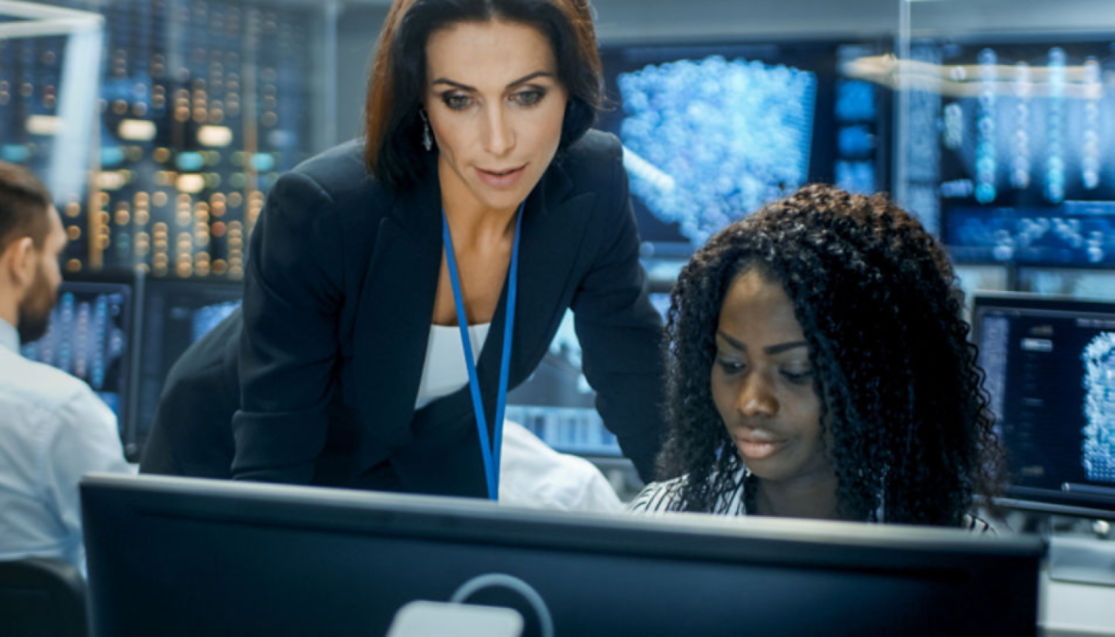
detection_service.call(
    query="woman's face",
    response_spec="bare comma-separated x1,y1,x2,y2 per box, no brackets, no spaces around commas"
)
710,269,832,486
424,19,568,214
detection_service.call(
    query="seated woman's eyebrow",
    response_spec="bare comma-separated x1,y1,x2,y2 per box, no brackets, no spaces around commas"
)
716,331,807,355
764,341,808,355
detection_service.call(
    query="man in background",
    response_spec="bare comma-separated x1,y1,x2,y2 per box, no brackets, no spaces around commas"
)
0,161,132,575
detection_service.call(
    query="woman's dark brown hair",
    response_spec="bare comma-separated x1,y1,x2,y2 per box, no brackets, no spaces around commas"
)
363,0,603,190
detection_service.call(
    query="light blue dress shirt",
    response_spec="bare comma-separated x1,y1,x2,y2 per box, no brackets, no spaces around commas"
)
0,317,134,575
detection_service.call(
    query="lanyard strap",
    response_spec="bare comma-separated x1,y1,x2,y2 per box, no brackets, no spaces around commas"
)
441,201,524,500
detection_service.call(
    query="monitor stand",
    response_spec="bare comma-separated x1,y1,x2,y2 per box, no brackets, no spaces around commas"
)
1048,535,1115,587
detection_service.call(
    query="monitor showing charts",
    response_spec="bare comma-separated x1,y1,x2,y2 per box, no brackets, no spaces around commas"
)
132,277,242,457
506,293,672,458
20,276,135,440
506,310,619,457
598,39,890,259
972,293,1115,516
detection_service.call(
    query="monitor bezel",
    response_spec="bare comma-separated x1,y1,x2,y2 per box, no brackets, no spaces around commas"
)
81,473,1045,637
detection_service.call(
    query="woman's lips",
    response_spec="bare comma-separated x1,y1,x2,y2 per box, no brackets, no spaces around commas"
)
476,164,526,189
734,434,786,460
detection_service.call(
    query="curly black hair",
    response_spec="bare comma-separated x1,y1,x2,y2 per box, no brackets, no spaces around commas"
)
656,184,1003,526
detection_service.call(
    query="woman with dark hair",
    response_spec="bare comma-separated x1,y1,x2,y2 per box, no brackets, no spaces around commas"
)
629,184,1002,530
227,0,665,497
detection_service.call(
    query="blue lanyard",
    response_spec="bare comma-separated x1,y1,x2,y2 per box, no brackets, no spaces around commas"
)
441,201,523,500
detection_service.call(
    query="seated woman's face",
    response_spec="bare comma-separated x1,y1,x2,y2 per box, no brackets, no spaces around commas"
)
423,19,569,213
710,269,832,486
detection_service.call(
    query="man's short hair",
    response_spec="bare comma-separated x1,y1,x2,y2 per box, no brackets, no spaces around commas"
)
0,161,52,250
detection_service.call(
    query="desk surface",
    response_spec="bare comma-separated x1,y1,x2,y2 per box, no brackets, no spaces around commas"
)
1041,571,1115,636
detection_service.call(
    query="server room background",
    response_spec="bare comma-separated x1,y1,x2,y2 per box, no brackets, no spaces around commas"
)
5,0,1115,500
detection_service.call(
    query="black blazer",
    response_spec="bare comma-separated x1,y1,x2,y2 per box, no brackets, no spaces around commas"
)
226,129,664,496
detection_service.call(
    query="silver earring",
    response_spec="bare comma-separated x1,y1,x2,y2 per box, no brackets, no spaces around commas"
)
420,110,433,151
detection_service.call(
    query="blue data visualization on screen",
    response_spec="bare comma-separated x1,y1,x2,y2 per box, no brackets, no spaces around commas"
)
598,41,889,258
908,40,1115,266
21,280,133,434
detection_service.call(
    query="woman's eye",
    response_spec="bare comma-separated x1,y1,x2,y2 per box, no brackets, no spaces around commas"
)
442,93,472,110
782,369,813,385
512,88,545,107
716,358,746,374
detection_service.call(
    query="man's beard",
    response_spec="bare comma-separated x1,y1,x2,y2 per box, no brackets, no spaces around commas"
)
16,264,55,345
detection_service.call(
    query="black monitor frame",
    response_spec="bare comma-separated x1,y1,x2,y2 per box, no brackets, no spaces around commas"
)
82,473,1043,637
972,291,1115,520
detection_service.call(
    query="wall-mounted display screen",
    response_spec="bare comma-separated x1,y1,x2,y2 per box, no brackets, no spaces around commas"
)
906,39,1115,266
599,40,890,258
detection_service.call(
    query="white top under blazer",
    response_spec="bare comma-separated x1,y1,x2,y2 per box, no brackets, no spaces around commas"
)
413,323,490,410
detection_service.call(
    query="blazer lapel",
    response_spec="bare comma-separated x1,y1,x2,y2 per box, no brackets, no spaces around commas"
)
352,174,443,453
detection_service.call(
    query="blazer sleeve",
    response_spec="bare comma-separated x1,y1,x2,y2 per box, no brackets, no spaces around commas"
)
231,170,346,484
570,145,667,482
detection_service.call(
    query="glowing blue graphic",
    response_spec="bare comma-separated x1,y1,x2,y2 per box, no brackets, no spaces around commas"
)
618,55,817,245
1081,57,1101,191
191,300,240,343
947,203,1115,265
835,79,876,122
1045,47,1066,204
22,291,126,392
975,49,997,204
836,160,875,196
1082,332,1115,482
838,125,874,157
1010,61,1032,190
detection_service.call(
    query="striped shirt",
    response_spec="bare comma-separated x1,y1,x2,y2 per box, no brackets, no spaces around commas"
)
628,471,995,534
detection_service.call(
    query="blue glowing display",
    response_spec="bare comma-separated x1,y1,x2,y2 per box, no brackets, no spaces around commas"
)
927,41,1115,266
1083,332,1115,482
20,281,132,432
616,55,817,246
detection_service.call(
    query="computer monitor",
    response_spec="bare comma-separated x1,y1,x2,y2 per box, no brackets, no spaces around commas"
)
506,293,672,459
132,277,242,457
972,292,1115,518
81,473,1044,637
20,276,135,443
904,38,1115,266
598,39,890,260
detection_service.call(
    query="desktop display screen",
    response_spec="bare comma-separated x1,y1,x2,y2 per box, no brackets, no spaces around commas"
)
973,293,1115,516
20,279,133,438
506,293,672,458
912,39,1115,265
132,278,241,457
506,309,617,457
81,473,1044,637
598,40,889,259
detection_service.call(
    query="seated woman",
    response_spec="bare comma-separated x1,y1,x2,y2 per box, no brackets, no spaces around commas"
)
630,184,1002,531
